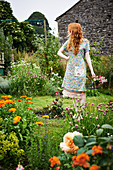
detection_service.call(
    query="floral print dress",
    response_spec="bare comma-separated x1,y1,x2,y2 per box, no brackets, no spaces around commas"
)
62,38,90,97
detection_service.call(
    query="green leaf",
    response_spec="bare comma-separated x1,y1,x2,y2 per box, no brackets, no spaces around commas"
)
101,124,113,130
77,148,87,155
22,121,27,128
86,149,93,155
76,167,84,170
73,135,84,147
19,133,23,141
0,155,4,161
87,138,96,143
96,128,103,136
1,129,6,134
85,141,97,147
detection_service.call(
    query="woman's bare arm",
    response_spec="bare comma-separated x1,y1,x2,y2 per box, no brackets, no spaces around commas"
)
57,46,69,60
85,51,95,78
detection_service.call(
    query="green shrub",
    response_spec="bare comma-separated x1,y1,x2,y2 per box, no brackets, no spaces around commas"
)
44,93,63,118
0,76,10,93
35,33,65,78
8,60,47,96
0,131,24,168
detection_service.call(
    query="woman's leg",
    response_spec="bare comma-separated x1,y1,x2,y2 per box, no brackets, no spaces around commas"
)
80,92,86,105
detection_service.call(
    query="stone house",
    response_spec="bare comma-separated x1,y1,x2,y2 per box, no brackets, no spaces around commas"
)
55,0,113,55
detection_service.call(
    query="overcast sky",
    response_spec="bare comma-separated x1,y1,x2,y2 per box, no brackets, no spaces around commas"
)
6,0,80,35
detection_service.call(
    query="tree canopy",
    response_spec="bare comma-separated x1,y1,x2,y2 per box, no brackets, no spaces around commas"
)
27,11,51,36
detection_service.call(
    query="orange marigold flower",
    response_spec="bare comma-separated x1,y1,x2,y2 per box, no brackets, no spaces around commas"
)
72,153,90,168
49,156,61,168
56,167,60,170
20,96,27,99
42,115,49,119
13,116,21,123
28,107,32,109
0,100,5,107
1,95,12,100
5,100,15,104
36,122,44,125
92,145,102,156
27,101,33,104
7,115,9,117
8,108,16,113
26,97,32,100
17,99,22,102
89,165,100,170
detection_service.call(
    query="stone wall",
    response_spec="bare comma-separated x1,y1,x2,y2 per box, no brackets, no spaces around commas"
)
56,0,113,55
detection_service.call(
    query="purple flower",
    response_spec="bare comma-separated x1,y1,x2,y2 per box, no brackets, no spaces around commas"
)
61,111,64,115
91,113,93,115
70,112,73,117
89,116,92,119
77,119,79,122
103,113,105,116
81,117,83,120
75,124,78,127
91,103,94,105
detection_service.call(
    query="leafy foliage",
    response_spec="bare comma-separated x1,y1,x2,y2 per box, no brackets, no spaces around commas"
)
0,28,13,74
27,11,51,35
8,60,47,96
0,131,24,168
0,76,10,93
35,33,65,78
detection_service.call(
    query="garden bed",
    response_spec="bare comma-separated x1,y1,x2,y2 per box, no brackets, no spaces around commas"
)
0,94,113,169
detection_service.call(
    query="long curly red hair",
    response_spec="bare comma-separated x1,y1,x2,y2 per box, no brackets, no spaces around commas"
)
67,23,84,55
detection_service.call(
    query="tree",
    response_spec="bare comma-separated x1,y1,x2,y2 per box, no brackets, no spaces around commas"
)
0,1,36,52
27,11,51,36
0,28,13,74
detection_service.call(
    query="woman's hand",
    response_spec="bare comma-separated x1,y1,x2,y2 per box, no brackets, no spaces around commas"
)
92,74,96,79
65,56,69,61
92,74,97,81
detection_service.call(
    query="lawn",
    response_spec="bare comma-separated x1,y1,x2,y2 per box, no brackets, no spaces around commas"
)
32,93,113,110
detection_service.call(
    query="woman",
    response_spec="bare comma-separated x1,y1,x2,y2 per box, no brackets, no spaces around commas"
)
57,23,95,107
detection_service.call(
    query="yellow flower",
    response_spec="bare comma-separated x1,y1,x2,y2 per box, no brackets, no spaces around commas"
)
26,97,32,100
9,108,16,113
13,116,21,123
36,122,44,125
0,100,5,107
20,96,27,98
27,101,33,104
5,100,15,104
60,131,82,154
1,95,12,100
42,115,49,119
